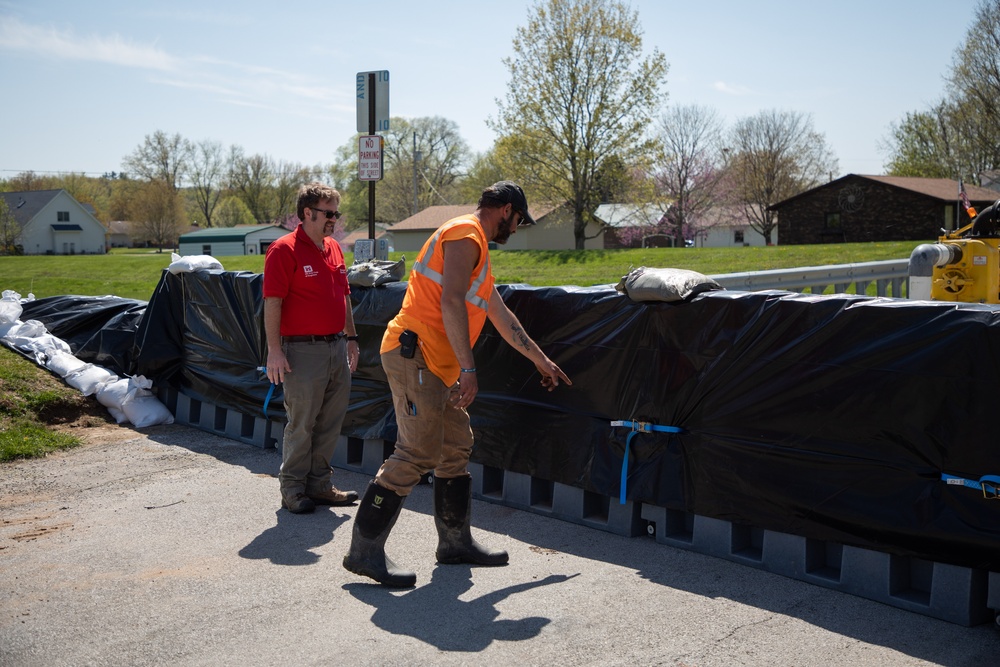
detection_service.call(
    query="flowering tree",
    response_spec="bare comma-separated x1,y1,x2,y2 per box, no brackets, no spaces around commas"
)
652,105,728,246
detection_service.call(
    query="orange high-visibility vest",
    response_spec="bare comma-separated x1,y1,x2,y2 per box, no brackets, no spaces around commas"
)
381,214,494,385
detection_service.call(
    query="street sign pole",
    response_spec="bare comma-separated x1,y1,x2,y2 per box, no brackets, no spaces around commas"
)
356,70,388,248
368,72,376,242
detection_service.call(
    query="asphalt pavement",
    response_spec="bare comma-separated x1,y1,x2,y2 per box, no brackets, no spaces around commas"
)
2,423,998,667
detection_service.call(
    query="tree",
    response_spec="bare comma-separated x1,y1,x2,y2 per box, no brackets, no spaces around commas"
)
130,179,184,252
331,116,471,229
652,105,727,246
228,149,278,225
727,109,838,244
458,149,510,204
329,140,370,229
491,0,669,249
382,116,470,219
214,196,256,228
122,131,191,192
945,0,1000,176
882,1,1000,182
188,139,225,227
882,107,954,178
0,198,23,254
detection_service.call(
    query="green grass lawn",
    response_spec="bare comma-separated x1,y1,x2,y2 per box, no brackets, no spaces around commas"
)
0,346,113,462
1,241,926,302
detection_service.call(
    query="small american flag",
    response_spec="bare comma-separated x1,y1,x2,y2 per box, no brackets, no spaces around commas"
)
959,180,978,218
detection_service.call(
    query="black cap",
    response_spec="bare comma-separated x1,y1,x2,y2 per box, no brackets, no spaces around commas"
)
483,180,536,226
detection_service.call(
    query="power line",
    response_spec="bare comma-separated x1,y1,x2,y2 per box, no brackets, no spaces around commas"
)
0,169,113,176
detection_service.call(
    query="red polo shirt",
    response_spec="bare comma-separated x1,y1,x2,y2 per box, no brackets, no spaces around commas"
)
263,224,350,336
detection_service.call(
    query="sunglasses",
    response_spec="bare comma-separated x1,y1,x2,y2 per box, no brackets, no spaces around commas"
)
310,207,342,220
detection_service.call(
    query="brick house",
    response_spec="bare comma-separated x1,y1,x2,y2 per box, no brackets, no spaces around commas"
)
771,175,999,244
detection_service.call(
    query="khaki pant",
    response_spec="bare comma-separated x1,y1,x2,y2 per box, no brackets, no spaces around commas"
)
278,338,351,498
376,347,473,496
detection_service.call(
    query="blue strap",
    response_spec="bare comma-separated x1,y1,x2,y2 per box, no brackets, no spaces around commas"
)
941,472,1000,499
612,420,683,505
257,367,277,419
263,382,276,418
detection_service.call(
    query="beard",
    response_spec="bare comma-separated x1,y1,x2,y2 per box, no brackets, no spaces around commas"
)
493,212,515,245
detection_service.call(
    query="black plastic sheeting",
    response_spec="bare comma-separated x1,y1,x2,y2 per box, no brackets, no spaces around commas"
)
18,268,1000,570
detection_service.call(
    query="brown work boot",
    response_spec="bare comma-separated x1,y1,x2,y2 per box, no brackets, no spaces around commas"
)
307,486,359,506
281,493,316,514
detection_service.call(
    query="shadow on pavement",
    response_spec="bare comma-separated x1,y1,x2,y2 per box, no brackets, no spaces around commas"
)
345,567,578,652
239,507,351,566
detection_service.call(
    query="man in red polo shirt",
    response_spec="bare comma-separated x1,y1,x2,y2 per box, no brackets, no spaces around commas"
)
263,183,360,514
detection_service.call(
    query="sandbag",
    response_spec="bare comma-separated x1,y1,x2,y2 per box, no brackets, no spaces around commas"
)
348,257,406,287
168,252,224,274
45,350,88,377
0,290,23,324
615,266,722,303
64,364,117,396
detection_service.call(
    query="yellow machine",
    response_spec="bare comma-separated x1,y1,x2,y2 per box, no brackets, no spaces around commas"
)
910,199,1000,304
931,236,1000,303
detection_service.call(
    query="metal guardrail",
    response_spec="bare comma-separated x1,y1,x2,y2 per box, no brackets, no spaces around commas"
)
709,259,910,298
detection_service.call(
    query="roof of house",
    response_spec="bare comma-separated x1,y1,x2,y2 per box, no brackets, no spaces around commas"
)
862,175,999,201
593,203,667,228
339,225,390,250
0,190,65,226
179,224,286,242
388,203,560,232
770,174,999,210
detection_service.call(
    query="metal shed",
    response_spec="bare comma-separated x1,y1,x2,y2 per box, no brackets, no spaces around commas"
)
177,224,290,257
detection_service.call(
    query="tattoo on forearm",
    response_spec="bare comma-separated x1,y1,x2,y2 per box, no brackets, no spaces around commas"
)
509,323,532,352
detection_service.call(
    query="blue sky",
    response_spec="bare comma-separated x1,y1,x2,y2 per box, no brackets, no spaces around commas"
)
0,0,980,180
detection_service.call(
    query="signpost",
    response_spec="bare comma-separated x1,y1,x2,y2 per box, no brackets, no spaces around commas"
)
356,70,389,252
358,135,382,181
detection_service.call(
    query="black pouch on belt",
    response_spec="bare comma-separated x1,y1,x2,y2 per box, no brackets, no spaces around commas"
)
399,330,417,359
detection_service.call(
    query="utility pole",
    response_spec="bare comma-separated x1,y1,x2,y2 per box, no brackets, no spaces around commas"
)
412,132,422,217
412,132,418,216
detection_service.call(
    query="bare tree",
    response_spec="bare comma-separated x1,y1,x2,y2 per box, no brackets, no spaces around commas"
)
491,0,668,249
122,131,191,192
381,116,470,218
653,105,727,246
130,179,184,252
331,116,471,228
188,139,225,227
727,109,838,244
272,161,315,225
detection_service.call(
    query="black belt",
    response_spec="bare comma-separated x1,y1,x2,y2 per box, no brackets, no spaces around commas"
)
282,333,344,344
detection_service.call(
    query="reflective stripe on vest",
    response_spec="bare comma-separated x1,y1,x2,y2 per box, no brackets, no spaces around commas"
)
411,227,491,311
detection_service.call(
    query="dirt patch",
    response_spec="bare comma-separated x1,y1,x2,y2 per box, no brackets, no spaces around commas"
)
41,394,118,430
41,393,142,448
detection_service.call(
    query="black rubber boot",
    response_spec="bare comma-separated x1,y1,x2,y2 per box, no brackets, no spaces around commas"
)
343,482,416,587
434,475,509,566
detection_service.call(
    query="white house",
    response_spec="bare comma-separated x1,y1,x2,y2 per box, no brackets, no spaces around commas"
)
387,203,603,252
594,202,776,248
593,203,673,248
692,205,776,247
178,224,291,257
1,189,108,255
